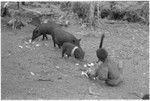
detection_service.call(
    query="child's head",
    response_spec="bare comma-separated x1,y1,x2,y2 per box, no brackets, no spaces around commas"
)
97,48,108,62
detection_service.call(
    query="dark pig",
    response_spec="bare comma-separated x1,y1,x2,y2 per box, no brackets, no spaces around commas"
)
52,28,81,48
62,42,84,60
31,22,60,41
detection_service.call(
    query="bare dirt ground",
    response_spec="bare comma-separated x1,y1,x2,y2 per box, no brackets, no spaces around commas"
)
1,3,149,100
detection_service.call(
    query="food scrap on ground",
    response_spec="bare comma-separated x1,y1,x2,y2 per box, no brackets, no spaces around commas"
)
19,45,23,48
30,72,35,76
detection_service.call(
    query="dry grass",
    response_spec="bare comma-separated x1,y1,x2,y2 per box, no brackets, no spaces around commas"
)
70,1,149,26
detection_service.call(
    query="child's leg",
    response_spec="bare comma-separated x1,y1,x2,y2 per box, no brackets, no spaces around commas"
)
105,77,123,87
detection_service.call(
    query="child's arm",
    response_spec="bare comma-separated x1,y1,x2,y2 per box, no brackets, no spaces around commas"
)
97,66,108,81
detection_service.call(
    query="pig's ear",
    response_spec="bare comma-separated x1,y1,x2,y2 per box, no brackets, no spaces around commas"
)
35,28,39,33
78,39,81,42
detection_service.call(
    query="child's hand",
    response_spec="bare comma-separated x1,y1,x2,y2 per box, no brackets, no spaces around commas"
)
86,69,96,80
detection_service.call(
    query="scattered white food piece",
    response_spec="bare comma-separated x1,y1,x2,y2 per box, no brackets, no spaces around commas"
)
32,41,35,44
90,63,94,66
29,39,32,43
75,63,79,66
30,72,35,75
81,71,88,77
87,63,94,67
55,66,59,68
81,71,86,75
45,43,48,46
66,20,69,25
19,45,23,48
25,45,30,48
36,44,40,47
87,64,91,67
84,64,87,67
24,41,29,44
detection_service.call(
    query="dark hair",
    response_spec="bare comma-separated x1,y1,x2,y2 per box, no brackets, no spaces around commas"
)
97,48,108,62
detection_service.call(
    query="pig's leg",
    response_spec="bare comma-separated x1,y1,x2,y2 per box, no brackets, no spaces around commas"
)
42,34,45,40
62,48,66,58
45,35,48,40
52,35,56,47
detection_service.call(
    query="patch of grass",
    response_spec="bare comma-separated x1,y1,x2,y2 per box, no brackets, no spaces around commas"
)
60,2,71,11
72,2,90,23
101,1,149,25
71,1,149,26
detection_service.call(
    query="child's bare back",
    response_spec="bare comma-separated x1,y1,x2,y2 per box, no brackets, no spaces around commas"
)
96,57,123,86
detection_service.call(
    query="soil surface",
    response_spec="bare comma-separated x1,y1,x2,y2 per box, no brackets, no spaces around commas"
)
1,2,149,100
